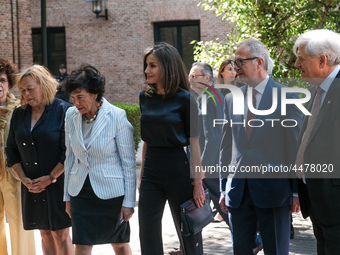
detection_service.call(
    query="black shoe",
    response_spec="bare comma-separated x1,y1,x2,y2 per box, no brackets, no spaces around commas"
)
290,224,294,239
169,248,183,255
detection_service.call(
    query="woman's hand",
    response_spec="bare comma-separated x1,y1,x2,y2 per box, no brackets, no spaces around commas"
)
28,175,51,193
65,201,71,218
138,178,141,193
21,177,33,190
138,142,146,193
120,206,134,222
193,180,205,208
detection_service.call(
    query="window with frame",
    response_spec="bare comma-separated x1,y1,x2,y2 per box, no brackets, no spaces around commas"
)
32,27,66,75
154,21,200,72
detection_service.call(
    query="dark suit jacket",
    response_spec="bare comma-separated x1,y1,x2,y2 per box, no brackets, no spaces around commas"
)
220,78,302,208
298,70,340,226
197,85,224,168
5,98,71,230
6,98,70,176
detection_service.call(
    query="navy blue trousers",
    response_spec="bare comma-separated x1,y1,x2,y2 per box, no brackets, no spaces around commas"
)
228,182,290,255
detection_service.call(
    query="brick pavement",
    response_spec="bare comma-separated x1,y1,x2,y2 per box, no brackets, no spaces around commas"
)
5,145,317,254
9,202,315,255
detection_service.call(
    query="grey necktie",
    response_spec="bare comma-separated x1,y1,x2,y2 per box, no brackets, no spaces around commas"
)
295,86,323,178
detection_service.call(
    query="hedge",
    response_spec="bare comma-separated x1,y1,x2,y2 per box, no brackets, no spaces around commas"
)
113,103,141,152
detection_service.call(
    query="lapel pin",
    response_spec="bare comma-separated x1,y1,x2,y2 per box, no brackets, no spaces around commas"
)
328,100,331,104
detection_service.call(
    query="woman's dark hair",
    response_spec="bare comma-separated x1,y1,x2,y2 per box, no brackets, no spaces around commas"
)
64,64,105,102
143,42,189,98
0,58,17,89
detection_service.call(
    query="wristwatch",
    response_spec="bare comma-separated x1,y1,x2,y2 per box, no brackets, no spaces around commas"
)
49,173,57,183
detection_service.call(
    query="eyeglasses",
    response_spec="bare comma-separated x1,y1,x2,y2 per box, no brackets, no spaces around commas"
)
189,74,204,79
233,57,259,67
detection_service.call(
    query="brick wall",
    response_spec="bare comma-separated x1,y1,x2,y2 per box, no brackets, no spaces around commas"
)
4,0,233,104
0,0,32,69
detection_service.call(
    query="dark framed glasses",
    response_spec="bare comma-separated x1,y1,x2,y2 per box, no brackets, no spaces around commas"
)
233,57,259,67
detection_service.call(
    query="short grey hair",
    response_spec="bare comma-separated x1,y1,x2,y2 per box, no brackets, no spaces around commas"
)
267,57,274,75
293,29,340,65
192,62,214,82
237,38,270,71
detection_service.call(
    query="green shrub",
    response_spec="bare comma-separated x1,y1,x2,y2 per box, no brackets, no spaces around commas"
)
113,103,141,152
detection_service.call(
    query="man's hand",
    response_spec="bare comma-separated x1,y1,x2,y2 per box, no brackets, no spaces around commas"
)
291,196,300,213
219,195,228,214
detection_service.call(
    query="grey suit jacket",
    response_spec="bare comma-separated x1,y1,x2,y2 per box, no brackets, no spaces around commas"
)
197,85,225,169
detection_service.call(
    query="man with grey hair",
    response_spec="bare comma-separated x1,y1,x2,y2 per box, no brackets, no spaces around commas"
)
219,38,302,254
294,29,340,255
188,62,228,224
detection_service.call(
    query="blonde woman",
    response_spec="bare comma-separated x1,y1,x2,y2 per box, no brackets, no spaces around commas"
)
6,65,74,255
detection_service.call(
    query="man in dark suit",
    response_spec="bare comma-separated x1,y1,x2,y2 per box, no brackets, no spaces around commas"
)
189,62,229,223
55,64,70,103
293,29,340,255
219,38,302,255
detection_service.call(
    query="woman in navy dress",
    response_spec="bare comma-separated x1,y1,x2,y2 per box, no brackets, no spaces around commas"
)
138,42,205,255
6,65,74,255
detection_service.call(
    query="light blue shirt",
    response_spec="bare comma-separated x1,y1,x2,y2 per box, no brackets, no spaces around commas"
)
319,65,340,105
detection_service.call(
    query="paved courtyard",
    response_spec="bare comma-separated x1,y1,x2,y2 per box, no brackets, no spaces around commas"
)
6,203,316,255
5,145,318,254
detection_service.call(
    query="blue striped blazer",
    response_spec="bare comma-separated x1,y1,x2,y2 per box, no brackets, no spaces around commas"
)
63,98,136,208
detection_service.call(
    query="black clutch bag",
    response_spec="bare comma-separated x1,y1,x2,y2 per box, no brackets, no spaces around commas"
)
180,189,214,236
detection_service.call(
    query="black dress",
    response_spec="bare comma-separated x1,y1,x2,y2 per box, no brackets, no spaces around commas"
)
138,90,203,255
6,98,72,231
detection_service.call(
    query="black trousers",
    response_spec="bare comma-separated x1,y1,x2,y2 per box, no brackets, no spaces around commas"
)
307,197,340,255
138,147,203,255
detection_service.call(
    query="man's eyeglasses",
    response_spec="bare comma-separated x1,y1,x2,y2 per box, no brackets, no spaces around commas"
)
233,57,259,67
189,74,204,79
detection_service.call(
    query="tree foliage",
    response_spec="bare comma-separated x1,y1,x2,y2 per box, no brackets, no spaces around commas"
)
193,0,340,78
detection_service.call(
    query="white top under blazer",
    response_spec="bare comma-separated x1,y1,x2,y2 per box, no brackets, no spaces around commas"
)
63,98,136,208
